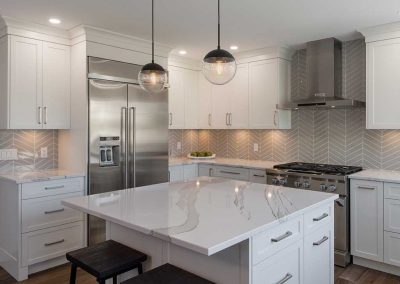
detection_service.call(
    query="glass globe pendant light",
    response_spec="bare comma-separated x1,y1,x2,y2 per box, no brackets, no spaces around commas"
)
202,0,237,85
138,0,167,93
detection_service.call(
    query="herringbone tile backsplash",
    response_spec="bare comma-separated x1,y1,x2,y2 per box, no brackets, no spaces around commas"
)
0,130,58,174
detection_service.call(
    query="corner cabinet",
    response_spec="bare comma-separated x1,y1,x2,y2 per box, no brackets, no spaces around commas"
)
0,35,71,129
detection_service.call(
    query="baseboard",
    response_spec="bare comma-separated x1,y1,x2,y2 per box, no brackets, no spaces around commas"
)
353,256,400,276
28,255,68,275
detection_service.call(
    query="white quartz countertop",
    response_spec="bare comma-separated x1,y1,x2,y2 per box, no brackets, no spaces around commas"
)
169,157,279,170
349,169,400,183
63,177,337,256
0,169,85,184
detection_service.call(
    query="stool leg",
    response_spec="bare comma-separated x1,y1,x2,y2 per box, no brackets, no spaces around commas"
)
113,276,118,284
69,264,77,284
137,263,143,275
97,279,105,284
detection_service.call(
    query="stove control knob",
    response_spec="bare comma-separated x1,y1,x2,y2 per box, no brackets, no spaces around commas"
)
271,178,278,185
278,177,287,186
327,184,336,192
320,184,327,191
303,181,310,189
294,180,302,188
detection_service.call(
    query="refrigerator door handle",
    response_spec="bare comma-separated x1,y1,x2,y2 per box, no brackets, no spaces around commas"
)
129,107,136,188
122,107,128,189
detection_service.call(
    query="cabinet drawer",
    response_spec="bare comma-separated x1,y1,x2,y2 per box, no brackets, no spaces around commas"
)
21,221,84,266
304,203,332,235
22,177,84,199
384,231,400,267
252,240,302,284
198,164,213,177
249,169,267,184
213,166,249,181
384,199,400,234
252,216,303,265
22,192,84,233
384,183,400,200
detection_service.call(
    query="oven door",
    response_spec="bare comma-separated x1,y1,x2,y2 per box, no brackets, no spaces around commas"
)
334,196,349,252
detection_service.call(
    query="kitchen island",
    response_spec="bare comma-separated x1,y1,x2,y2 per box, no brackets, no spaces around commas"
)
63,177,337,284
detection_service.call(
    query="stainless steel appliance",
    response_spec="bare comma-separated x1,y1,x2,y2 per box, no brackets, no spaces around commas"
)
88,57,168,245
266,162,363,267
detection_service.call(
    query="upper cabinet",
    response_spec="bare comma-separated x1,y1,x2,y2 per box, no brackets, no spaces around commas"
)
0,35,71,129
362,23,400,129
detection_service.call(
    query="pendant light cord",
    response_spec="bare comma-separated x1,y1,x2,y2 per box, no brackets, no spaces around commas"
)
152,0,155,63
217,0,220,50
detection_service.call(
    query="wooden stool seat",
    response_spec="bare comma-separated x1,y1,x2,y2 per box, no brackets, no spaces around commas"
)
66,240,147,284
121,263,215,284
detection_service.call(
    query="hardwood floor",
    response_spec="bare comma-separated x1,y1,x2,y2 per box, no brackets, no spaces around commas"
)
1,263,400,283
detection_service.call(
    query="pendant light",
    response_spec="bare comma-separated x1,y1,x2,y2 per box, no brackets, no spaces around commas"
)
138,0,167,93
202,0,237,85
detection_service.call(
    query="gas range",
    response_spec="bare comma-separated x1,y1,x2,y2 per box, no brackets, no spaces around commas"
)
266,162,363,267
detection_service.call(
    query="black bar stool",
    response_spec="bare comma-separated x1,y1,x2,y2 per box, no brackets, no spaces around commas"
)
121,263,215,284
66,240,147,284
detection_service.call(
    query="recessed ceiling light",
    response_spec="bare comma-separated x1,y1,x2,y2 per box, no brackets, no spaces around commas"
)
230,45,238,50
49,18,61,24
179,50,187,55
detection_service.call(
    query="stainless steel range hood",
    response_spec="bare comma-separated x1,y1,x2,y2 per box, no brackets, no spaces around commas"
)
279,38,365,110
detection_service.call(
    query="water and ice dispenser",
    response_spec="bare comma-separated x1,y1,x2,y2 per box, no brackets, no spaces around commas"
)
99,136,120,167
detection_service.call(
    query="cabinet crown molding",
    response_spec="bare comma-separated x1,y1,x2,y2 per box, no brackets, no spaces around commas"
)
235,46,294,63
168,54,202,70
360,21,400,43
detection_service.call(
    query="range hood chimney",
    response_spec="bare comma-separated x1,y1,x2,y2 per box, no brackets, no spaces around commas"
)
279,38,365,110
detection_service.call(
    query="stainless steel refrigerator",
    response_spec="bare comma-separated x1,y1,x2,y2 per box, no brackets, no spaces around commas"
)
87,57,168,245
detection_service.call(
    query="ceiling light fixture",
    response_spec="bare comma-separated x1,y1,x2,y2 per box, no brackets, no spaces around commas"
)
179,50,187,55
138,0,167,93
48,18,61,24
230,45,238,50
202,0,236,85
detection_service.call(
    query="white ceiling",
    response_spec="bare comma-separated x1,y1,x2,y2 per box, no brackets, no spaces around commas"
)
1,0,400,59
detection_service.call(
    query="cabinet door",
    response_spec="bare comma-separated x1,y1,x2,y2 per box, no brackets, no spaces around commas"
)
169,166,183,181
9,36,43,129
211,83,230,129
183,69,199,129
384,199,400,234
198,73,213,129
229,64,249,129
168,66,185,129
43,42,71,129
304,224,333,284
183,164,198,179
367,38,400,129
350,179,384,261
249,59,277,129
198,164,213,177
384,231,400,267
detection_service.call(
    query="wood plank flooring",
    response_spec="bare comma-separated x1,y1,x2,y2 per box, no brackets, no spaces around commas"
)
1,263,400,283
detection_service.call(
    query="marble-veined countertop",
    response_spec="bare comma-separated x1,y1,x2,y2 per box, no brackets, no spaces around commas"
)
349,169,400,183
62,177,337,256
169,157,279,170
0,169,85,184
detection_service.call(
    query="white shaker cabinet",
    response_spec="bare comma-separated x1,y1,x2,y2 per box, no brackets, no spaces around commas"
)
350,179,384,262
249,58,291,129
198,73,213,129
0,35,71,129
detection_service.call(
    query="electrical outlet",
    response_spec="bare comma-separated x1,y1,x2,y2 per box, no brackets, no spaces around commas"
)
0,149,18,160
253,143,259,152
41,147,48,158
177,142,182,150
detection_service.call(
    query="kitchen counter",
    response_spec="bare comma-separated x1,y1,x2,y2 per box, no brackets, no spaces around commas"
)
0,169,85,184
63,177,336,256
169,157,279,170
349,169,400,183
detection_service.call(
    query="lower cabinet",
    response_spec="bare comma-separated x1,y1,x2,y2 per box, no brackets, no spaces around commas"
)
198,164,267,184
384,231,400,267
169,164,198,182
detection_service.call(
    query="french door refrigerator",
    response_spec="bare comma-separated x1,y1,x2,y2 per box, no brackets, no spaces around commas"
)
88,57,168,245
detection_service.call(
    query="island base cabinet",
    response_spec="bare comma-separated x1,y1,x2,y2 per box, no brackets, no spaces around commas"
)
304,224,333,284
252,240,303,284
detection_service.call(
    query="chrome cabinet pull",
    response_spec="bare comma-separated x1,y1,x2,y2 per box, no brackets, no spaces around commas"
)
43,106,48,124
168,171,170,181
253,174,265,178
44,185,65,190
209,168,213,177
313,212,329,222
44,239,65,246
169,113,173,126
38,106,42,124
208,113,212,126
44,208,65,214
229,113,232,126
220,170,240,175
271,231,293,243
313,236,329,246
358,186,375,190
275,273,293,284
225,113,229,126
274,110,278,127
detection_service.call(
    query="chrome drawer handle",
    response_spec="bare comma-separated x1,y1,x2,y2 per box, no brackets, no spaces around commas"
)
44,208,65,214
313,236,329,246
220,170,240,175
358,186,375,190
275,273,293,284
44,239,65,246
44,185,65,190
313,213,328,222
271,231,292,243
253,174,265,177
